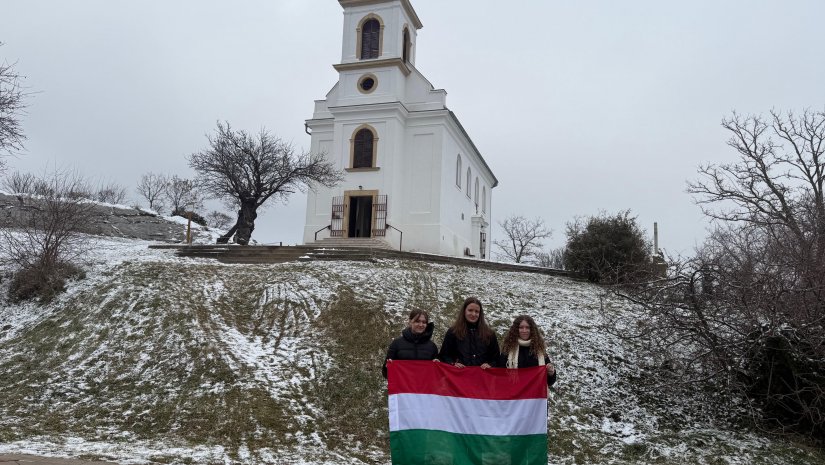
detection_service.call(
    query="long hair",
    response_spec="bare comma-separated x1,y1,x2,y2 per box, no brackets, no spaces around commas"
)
501,315,547,357
449,297,494,344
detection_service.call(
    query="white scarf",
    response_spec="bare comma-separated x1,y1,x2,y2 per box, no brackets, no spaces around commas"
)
507,339,545,368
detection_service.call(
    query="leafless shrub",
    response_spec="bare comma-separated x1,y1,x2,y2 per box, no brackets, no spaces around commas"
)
95,181,128,204
534,246,566,269
618,109,825,443
1,170,36,194
206,210,233,230
0,169,94,303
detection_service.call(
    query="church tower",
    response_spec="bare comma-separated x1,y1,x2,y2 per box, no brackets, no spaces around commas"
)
304,0,498,259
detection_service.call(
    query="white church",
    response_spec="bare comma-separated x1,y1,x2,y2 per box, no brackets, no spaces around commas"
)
303,0,498,259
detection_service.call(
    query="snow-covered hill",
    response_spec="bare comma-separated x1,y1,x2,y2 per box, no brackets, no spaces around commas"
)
0,237,821,464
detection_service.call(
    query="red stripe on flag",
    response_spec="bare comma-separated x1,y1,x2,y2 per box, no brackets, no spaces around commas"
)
387,360,547,400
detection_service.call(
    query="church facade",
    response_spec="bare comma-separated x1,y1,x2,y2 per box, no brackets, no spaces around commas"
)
303,0,497,259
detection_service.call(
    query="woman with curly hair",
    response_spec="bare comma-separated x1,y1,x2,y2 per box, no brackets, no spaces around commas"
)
499,315,556,386
439,297,500,369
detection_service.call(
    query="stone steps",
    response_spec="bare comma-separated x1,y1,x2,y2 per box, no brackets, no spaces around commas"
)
148,243,573,277
311,237,395,250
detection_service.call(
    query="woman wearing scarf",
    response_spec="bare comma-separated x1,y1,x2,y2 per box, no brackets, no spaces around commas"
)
499,315,556,386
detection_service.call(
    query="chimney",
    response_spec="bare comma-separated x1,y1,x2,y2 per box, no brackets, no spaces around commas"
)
654,222,659,256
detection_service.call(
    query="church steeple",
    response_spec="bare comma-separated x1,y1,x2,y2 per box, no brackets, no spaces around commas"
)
337,0,422,67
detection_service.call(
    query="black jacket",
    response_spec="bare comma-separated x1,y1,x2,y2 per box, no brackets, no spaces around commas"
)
439,324,500,367
498,345,557,387
382,322,439,378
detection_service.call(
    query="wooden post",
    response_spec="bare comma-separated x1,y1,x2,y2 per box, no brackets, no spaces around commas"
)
187,211,192,244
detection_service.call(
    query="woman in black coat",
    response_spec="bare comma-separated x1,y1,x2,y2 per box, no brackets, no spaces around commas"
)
382,309,439,378
499,315,556,386
439,297,500,369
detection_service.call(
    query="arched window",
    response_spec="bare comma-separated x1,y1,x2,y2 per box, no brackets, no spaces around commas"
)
455,154,462,188
361,18,380,59
352,128,375,168
403,28,411,63
474,178,479,206
466,168,472,197
482,186,487,213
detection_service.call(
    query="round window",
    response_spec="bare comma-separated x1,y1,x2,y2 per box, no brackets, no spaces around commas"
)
358,74,377,93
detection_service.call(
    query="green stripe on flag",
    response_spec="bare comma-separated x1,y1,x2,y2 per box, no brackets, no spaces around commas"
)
390,429,547,465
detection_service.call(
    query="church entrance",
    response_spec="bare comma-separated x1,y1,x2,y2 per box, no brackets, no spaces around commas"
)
329,191,386,238
348,195,373,238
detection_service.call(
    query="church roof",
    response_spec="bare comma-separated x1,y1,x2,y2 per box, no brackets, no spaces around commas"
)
448,111,499,188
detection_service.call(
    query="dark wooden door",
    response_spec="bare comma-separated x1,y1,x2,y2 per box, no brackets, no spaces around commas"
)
348,196,373,238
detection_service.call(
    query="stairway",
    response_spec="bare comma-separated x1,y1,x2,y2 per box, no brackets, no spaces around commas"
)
148,241,571,277
311,237,395,250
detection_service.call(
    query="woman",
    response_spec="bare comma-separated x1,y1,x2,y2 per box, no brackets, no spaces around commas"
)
499,315,556,386
382,309,439,378
439,297,500,369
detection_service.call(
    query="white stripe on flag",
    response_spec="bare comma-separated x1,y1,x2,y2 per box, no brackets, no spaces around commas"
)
388,393,547,436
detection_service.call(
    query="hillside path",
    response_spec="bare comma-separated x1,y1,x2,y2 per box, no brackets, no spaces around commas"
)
0,455,118,465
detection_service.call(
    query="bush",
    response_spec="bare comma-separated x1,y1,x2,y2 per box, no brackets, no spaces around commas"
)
0,169,94,303
95,181,128,204
2,170,37,194
8,260,85,303
206,211,233,230
745,328,825,441
563,211,651,284
173,208,207,227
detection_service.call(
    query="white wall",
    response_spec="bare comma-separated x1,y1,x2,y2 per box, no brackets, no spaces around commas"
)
340,2,419,65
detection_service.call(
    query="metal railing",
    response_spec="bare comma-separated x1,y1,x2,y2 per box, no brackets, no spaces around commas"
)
314,225,331,241
385,223,403,251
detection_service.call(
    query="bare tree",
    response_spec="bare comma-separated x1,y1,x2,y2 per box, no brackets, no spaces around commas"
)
619,109,825,441
95,181,128,205
535,246,566,269
493,215,553,263
135,172,168,213
206,210,233,230
0,43,29,165
0,169,94,302
188,122,343,245
2,170,36,194
164,175,203,216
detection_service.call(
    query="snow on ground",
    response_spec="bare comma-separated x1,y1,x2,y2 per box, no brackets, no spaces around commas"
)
0,237,822,464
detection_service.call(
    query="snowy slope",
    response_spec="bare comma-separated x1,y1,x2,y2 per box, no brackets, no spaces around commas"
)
0,237,821,465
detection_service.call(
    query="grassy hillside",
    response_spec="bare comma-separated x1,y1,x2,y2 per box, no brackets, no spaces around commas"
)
0,238,822,464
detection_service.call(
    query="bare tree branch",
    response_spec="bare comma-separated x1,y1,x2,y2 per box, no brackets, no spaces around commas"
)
188,122,342,245
0,43,30,163
626,108,825,441
492,215,552,263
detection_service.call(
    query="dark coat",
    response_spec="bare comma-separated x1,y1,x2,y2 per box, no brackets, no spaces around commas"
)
498,345,557,387
382,322,439,378
439,323,500,367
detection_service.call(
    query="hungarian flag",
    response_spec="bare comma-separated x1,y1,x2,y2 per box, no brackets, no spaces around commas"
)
387,360,548,464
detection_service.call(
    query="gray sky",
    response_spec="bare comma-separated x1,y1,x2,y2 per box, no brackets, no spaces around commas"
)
2,0,824,256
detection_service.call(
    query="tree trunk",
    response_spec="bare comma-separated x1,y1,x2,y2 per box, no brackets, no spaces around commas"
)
233,200,258,245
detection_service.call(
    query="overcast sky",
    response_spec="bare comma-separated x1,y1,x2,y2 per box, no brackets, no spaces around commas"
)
2,0,824,256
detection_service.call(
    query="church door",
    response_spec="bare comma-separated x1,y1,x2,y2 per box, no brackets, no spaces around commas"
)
348,195,373,238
